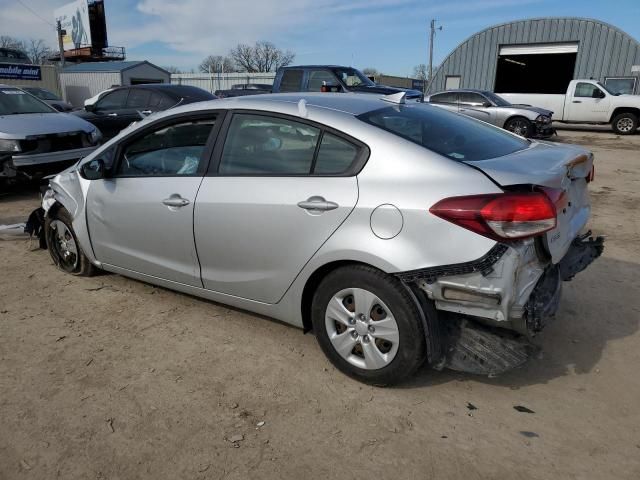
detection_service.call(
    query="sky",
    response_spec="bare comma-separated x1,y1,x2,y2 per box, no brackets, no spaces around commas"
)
1,0,640,76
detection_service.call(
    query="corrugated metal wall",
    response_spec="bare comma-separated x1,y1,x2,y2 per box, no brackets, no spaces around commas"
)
59,71,119,107
0,65,61,95
171,73,276,93
428,18,640,93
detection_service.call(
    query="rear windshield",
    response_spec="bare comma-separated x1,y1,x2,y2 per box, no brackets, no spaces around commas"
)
358,104,529,162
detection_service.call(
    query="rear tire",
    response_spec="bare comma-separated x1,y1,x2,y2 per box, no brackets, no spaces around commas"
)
311,265,426,386
611,113,638,135
505,116,533,138
45,207,96,276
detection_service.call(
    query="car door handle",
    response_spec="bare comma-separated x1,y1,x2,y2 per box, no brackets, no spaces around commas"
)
140,110,152,115
572,100,582,104
297,197,339,212
107,113,118,117
162,195,190,208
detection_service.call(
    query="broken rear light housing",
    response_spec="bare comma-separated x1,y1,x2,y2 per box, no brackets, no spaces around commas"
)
430,191,557,241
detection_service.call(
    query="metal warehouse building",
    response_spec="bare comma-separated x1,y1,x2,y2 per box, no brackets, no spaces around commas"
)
60,61,170,107
428,17,640,96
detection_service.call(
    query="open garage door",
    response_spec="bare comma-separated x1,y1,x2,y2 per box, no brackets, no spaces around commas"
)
495,43,578,94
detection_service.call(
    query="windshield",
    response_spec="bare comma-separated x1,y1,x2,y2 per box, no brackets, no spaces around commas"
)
332,68,375,88
358,104,529,162
23,87,60,101
482,91,512,107
0,87,56,115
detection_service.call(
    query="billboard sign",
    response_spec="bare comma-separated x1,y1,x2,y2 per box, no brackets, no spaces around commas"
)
0,64,42,81
55,1,91,51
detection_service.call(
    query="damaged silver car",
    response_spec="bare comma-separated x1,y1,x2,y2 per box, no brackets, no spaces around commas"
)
40,92,603,385
426,89,555,138
0,85,101,183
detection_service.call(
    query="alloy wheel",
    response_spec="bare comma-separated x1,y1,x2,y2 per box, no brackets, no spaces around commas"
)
324,288,400,370
508,119,530,137
50,220,79,270
616,117,634,133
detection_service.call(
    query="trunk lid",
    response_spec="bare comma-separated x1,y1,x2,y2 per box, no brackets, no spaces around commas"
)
465,141,593,263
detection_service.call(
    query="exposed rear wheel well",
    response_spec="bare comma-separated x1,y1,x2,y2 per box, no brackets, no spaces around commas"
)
610,107,640,123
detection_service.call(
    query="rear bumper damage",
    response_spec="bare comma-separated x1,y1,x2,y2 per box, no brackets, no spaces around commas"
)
398,232,604,375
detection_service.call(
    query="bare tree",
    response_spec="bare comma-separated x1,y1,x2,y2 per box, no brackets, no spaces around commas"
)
25,39,53,65
229,42,295,73
0,35,25,50
362,67,380,77
198,55,237,74
412,64,428,81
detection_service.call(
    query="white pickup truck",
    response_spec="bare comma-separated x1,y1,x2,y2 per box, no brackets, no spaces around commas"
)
499,79,640,135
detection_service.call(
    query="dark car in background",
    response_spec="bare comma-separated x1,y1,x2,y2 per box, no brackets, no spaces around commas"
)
20,87,74,112
215,83,272,98
72,84,216,139
272,65,423,100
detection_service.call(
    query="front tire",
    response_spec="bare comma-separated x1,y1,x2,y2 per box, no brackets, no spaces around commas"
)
45,207,96,276
612,112,638,135
311,265,426,386
505,116,533,138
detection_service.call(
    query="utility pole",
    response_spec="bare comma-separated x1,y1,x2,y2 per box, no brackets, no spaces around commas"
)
56,20,66,68
427,19,442,94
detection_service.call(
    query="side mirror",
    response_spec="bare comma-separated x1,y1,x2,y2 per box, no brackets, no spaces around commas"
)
80,158,105,180
482,101,492,108
592,89,605,99
85,103,96,112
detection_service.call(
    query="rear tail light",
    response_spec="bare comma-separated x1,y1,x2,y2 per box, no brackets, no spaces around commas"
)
586,164,595,183
430,192,557,241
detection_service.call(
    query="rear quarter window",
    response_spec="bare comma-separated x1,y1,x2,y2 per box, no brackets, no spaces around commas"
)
279,70,304,93
358,104,528,162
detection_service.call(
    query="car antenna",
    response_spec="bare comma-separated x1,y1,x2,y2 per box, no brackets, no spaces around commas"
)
382,92,406,105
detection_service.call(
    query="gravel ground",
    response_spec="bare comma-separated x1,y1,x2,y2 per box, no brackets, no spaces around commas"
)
1,129,639,480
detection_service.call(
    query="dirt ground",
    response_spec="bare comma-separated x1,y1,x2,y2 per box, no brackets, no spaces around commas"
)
1,128,639,480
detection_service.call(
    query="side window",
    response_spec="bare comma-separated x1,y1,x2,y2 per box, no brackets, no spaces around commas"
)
307,70,339,91
117,117,217,177
459,92,487,106
279,70,304,93
574,83,601,98
126,89,151,109
148,92,176,110
430,92,457,104
219,114,320,175
314,133,359,175
96,89,128,111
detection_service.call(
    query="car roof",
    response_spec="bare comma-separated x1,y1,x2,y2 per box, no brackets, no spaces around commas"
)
431,89,489,95
167,92,411,118
280,65,353,70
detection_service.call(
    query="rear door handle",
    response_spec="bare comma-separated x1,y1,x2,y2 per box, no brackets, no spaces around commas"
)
107,112,118,117
162,195,190,208
297,196,339,212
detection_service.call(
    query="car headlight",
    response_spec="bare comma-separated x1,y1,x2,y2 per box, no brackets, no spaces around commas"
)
89,127,103,145
536,115,551,124
0,138,21,153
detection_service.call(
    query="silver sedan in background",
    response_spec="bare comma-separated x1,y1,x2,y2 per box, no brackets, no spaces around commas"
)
426,89,554,138
42,92,602,385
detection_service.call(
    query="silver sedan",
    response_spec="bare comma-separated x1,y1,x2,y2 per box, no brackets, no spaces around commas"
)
42,92,602,385
426,89,554,138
